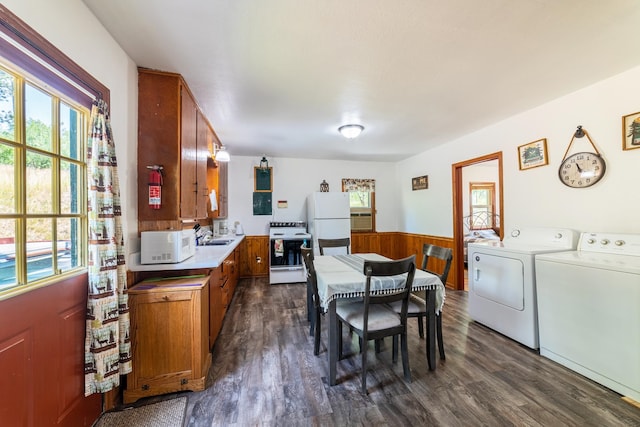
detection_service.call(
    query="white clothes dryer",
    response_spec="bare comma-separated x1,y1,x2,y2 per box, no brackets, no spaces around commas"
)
536,232,640,403
468,227,579,349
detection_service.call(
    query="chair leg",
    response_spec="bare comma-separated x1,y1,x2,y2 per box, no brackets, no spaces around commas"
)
417,315,424,338
306,285,312,323
337,321,343,360
309,305,315,337
401,332,411,382
436,313,445,360
392,335,398,363
361,340,368,394
314,311,321,356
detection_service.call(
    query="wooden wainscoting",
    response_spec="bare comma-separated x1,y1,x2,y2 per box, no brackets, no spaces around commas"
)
230,233,456,287
238,235,269,278
352,232,456,289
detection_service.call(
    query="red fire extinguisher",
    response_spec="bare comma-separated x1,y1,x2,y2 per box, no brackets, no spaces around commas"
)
147,165,163,210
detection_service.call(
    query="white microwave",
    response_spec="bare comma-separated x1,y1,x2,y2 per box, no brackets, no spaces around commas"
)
140,229,196,264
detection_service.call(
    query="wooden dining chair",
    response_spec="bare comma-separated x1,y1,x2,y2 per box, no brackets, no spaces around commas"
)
318,238,350,255
301,247,322,355
388,243,452,360
335,255,416,394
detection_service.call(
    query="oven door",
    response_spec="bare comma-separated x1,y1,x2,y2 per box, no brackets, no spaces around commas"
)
270,238,304,270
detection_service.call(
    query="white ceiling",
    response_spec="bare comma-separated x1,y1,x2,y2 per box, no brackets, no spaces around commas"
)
83,0,640,161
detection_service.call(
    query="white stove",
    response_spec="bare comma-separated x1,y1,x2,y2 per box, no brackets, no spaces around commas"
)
269,222,311,284
268,221,312,240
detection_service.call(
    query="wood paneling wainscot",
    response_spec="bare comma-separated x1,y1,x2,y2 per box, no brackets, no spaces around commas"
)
352,232,456,288
239,235,269,278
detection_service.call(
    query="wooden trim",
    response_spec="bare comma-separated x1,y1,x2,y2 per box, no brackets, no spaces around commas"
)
452,152,503,290
0,4,110,105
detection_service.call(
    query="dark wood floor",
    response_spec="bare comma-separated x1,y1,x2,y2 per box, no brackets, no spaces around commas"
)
156,277,639,426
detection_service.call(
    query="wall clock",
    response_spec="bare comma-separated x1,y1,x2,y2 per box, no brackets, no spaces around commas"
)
558,126,606,188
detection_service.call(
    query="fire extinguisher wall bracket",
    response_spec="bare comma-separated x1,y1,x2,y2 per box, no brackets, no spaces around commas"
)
147,165,163,210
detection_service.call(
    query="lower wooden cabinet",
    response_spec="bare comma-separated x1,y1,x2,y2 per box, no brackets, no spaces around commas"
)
124,275,212,404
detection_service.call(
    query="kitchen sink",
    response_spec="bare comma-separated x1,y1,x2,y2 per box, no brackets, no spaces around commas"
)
202,239,234,246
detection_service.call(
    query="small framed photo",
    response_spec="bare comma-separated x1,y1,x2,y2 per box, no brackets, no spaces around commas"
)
411,175,428,190
518,138,548,170
622,111,640,150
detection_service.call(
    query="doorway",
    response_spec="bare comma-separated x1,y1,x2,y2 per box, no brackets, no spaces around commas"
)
452,152,504,291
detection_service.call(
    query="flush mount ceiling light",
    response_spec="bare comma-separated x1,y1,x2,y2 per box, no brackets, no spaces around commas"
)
215,145,230,162
338,124,364,139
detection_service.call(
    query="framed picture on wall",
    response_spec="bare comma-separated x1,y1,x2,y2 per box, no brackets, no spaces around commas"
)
622,111,640,150
411,175,428,190
518,138,548,170
254,167,273,192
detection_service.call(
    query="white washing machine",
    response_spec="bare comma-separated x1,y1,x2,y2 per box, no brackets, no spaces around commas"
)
536,232,640,403
468,227,579,349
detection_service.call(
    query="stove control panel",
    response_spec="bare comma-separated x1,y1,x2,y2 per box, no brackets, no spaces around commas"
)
270,221,307,228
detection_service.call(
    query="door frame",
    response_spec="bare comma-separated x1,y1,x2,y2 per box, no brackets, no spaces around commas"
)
451,152,504,290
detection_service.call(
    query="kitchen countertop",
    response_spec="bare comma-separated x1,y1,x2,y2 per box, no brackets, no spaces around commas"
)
128,235,245,272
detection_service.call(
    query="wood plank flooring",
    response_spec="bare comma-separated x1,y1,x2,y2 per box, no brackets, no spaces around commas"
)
147,277,640,426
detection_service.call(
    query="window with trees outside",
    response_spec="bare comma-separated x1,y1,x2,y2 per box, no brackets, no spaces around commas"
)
0,63,87,293
342,178,375,232
469,182,495,230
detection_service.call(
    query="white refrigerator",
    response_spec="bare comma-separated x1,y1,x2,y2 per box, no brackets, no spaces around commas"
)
307,192,351,255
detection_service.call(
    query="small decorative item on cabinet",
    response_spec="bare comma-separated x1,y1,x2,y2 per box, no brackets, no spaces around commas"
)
320,180,329,192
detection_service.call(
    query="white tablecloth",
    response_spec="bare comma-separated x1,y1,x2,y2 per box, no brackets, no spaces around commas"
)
314,253,445,314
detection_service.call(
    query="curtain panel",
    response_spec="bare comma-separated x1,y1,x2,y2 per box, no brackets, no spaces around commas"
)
84,100,131,395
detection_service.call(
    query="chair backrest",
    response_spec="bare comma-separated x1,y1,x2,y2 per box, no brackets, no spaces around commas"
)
421,244,453,285
362,255,416,329
318,238,351,255
301,247,320,308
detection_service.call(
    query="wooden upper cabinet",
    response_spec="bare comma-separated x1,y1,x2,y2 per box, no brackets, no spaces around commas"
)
137,68,214,228
196,111,213,219
180,86,198,219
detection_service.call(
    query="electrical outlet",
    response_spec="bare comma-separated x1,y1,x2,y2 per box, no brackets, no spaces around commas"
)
256,256,261,264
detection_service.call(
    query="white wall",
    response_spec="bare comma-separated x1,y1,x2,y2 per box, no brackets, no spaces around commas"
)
398,65,640,236
4,0,140,252
226,156,397,236
9,0,640,250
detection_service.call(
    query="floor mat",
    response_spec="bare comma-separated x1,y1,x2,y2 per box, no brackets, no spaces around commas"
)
95,396,187,427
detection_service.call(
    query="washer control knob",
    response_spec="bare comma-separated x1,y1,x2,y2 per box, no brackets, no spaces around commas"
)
587,238,596,244
600,239,610,245
615,240,625,246
555,233,563,239
511,229,520,237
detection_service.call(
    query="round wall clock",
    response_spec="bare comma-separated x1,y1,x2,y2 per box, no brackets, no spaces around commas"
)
558,126,607,188
558,151,606,188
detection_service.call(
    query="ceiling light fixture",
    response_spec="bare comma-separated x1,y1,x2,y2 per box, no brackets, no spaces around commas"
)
215,145,230,162
338,124,364,139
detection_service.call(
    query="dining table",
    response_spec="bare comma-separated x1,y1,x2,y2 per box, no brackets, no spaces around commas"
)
313,253,445,386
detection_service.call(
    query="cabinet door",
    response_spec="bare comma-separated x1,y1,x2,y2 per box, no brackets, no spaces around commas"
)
195,111,210,219
137,71,181,222
180,86,198,219
129,289,196,390
209,267,223,348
